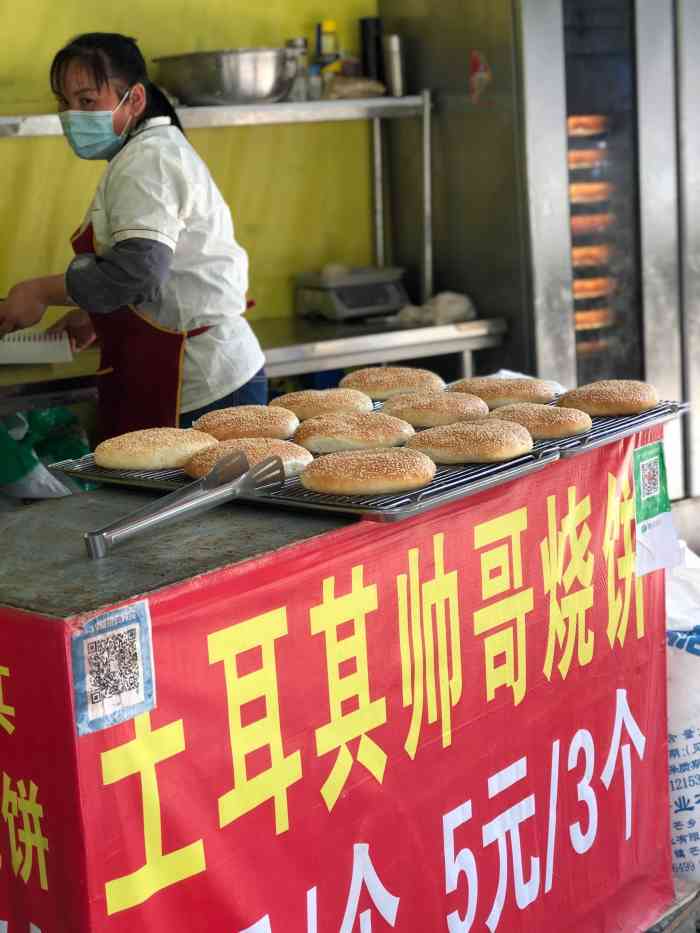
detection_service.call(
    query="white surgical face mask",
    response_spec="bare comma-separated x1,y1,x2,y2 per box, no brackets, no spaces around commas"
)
59,88,132,160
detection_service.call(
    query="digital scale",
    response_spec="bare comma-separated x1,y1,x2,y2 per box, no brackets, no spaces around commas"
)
295,266,410,321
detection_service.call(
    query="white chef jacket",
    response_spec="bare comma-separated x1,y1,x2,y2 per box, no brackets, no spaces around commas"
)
82,117,264,413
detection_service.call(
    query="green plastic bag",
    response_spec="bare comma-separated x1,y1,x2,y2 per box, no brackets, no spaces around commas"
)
0,424,38,485
27,408,90,464
0,407,94,492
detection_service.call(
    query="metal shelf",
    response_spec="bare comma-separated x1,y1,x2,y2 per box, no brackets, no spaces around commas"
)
0,96,424,139
0,91,433,302
0,89,434,304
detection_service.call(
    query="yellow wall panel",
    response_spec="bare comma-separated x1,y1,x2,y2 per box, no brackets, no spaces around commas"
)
0,0,377,319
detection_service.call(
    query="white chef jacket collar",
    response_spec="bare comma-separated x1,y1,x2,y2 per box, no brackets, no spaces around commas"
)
131,116,172,138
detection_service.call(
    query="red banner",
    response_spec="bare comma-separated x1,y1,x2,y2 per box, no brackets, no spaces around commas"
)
0,428,673,931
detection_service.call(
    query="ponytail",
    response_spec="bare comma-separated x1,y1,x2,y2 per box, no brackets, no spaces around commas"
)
143,81,184,133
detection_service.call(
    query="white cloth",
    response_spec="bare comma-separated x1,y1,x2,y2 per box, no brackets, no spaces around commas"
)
80,118,265,412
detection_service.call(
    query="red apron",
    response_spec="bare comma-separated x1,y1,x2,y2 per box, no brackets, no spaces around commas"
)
71,222,208,442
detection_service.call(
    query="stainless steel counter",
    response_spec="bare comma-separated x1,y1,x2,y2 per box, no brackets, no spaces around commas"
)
0,488,351,618
0,315,506,415
255,315,506,377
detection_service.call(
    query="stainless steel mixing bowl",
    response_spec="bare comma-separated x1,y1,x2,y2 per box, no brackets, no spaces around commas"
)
152,48,296,106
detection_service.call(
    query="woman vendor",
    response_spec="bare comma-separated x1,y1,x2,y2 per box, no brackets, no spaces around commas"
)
0,33,266,440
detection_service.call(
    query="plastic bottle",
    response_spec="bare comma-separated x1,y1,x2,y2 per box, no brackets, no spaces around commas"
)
307,64,323,101
285,37,309,102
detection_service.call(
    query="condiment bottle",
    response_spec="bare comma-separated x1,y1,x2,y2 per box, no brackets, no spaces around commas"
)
382,34,405,96
360,17,384,81
316,20,340,67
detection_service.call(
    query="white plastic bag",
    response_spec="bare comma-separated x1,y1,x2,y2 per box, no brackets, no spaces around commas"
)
396,291,478,327
666,542,700,889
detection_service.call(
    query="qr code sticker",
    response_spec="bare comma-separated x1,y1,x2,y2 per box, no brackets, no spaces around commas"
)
640,456,661,501
73,599,155,735
84,623,144,721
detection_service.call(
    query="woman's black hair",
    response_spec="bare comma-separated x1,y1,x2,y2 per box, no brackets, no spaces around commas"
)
50,33,184,134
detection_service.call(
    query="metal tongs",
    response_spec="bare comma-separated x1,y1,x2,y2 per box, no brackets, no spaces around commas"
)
84,452,285,560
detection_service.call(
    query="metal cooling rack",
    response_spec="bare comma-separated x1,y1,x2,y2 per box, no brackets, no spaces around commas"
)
49,401,687,523
49,450,560,522
51,461,187,491
243,451,560,520
547,401,687,457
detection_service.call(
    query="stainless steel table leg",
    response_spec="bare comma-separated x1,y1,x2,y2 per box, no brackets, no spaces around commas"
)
460,351,473,379
421,89,434,303
372,117,385,267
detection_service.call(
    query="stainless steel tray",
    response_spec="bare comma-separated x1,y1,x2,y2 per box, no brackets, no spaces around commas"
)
50,401,687,522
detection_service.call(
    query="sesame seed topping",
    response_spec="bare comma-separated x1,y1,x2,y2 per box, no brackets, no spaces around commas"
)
193,405,299,439
294,412,415,445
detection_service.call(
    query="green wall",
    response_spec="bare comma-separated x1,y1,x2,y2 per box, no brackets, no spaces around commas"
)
1,0,377,321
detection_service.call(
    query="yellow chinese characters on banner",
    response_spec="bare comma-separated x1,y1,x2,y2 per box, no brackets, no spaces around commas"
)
541,486,595,680
473,508,533,706
311,565,387,812
90,449,660,920
397,533,462,758
603,472,645,648
0,667,15,736
208,609,302,835
0,665,49,895
1,774,48,891
100,712,206,915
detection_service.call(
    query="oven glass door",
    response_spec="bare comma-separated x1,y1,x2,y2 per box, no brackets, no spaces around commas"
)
564,0,643,383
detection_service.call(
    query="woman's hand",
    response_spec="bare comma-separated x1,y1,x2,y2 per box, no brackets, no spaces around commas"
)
0,281,48,337
0,275,70,338
47,308,97,351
